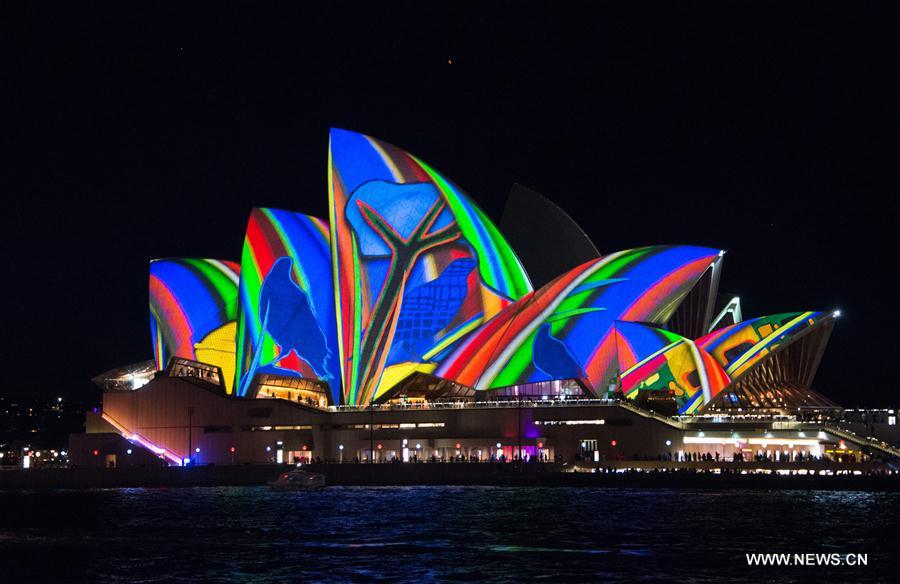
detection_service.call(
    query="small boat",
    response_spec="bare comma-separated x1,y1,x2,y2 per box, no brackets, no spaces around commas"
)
269,468,326,491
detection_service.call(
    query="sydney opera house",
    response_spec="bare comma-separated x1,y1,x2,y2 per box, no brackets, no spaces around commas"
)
70,129,890,469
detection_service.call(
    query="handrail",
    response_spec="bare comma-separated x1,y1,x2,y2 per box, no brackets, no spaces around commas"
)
100,411,184,465
615,400,686,430
819,424,900,459
326,398,687,430
327,398,623,413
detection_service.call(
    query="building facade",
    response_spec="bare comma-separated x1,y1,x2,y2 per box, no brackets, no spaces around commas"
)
71,129,869,468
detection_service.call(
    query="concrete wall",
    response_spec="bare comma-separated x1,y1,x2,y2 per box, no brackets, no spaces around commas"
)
98,378,323,464
76,377,685,466
69,432,166,467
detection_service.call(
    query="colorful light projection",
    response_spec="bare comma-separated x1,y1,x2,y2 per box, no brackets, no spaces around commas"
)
328,128,533,405
138,132,839,412
696,311,825,379
613,320,684,373
436,245,723,393
234,208,340,402
619,332,730,414
149,258,240,391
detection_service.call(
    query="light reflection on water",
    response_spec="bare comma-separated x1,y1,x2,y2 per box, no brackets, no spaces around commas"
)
1,486,897,583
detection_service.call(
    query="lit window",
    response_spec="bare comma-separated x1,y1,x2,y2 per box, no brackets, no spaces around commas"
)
889,416,897,426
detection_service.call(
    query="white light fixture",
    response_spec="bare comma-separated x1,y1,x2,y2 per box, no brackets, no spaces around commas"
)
684,437,734,444
748,438,820,446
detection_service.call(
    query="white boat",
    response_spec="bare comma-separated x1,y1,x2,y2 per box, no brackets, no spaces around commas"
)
269,468,326,491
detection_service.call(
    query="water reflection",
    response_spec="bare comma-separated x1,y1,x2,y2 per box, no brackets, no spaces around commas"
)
1,487,897,583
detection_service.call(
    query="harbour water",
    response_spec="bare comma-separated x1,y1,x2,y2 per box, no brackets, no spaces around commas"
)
1,486,897,583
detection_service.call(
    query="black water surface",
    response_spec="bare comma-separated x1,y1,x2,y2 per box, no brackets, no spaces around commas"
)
0,487,897,583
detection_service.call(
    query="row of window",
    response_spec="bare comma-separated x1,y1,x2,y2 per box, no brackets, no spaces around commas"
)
203,425,313,433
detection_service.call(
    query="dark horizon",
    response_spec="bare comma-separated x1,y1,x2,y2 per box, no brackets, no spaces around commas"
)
4,3,897,406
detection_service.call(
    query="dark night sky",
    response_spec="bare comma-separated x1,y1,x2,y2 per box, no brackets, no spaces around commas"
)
3,3,897,406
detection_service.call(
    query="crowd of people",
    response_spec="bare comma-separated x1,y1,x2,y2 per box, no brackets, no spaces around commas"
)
304,449,887,465
314,452,564,464
570,450,878,464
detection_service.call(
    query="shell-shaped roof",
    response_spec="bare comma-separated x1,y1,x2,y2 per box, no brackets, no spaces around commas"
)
149,258,240,391
617,323,730,414
436,245,723,392
328,128,532,404
696,311,828,379
234,208,340,402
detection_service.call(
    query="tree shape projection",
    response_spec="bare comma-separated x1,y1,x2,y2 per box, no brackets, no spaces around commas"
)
345,181,464,404
329,129,533,405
